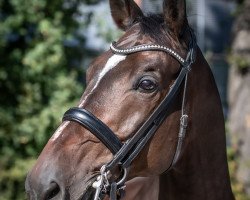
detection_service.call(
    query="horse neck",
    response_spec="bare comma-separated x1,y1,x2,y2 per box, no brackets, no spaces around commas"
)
158,48,234,200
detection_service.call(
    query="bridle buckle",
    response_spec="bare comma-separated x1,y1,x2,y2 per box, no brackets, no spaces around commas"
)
92,165,110,200
92,165,128,200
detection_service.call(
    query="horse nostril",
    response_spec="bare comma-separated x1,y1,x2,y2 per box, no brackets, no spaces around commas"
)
45,182,60,200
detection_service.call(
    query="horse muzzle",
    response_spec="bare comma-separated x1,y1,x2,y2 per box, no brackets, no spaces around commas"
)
25,169,99,200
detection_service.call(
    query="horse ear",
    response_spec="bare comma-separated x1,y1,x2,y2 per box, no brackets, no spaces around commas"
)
163,0,188,38
109,0,144,31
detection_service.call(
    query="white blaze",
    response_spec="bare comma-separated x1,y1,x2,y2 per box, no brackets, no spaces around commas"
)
51,121,70,141
52,54,127,141
79,54,127,107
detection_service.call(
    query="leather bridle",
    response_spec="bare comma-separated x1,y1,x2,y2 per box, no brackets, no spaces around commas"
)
62,30,196,200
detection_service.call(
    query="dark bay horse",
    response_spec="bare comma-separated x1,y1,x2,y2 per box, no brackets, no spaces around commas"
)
25,0,235,199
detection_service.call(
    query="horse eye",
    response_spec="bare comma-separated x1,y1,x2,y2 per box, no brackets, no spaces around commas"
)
138,79,157,92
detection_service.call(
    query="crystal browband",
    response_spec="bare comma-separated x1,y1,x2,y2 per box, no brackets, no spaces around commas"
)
110,42,185,64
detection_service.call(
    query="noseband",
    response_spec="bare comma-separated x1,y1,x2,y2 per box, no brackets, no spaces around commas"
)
63,30,196,200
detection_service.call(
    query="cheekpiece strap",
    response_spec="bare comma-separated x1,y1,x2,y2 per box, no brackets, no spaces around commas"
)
110,183,117,200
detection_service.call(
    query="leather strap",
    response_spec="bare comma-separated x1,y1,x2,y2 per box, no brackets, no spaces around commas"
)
106,64,190,170
63,108,123,154
110,183,117,200
102,30,194,171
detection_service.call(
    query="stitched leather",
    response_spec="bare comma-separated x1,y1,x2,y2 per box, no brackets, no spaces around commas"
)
63,108,123,154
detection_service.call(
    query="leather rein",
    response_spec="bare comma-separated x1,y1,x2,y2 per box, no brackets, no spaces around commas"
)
62,31,196,200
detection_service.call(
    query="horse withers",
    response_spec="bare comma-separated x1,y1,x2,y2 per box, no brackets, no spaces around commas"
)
25,0,235,199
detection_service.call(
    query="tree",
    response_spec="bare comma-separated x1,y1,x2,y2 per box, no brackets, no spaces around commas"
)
0,0,87,199
228,0,250,197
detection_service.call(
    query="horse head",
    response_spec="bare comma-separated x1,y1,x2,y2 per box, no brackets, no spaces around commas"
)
25,0,234,200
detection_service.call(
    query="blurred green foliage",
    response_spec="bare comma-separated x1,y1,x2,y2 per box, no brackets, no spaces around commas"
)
229,55,250,71
228,146,250,200
0,0,89,199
